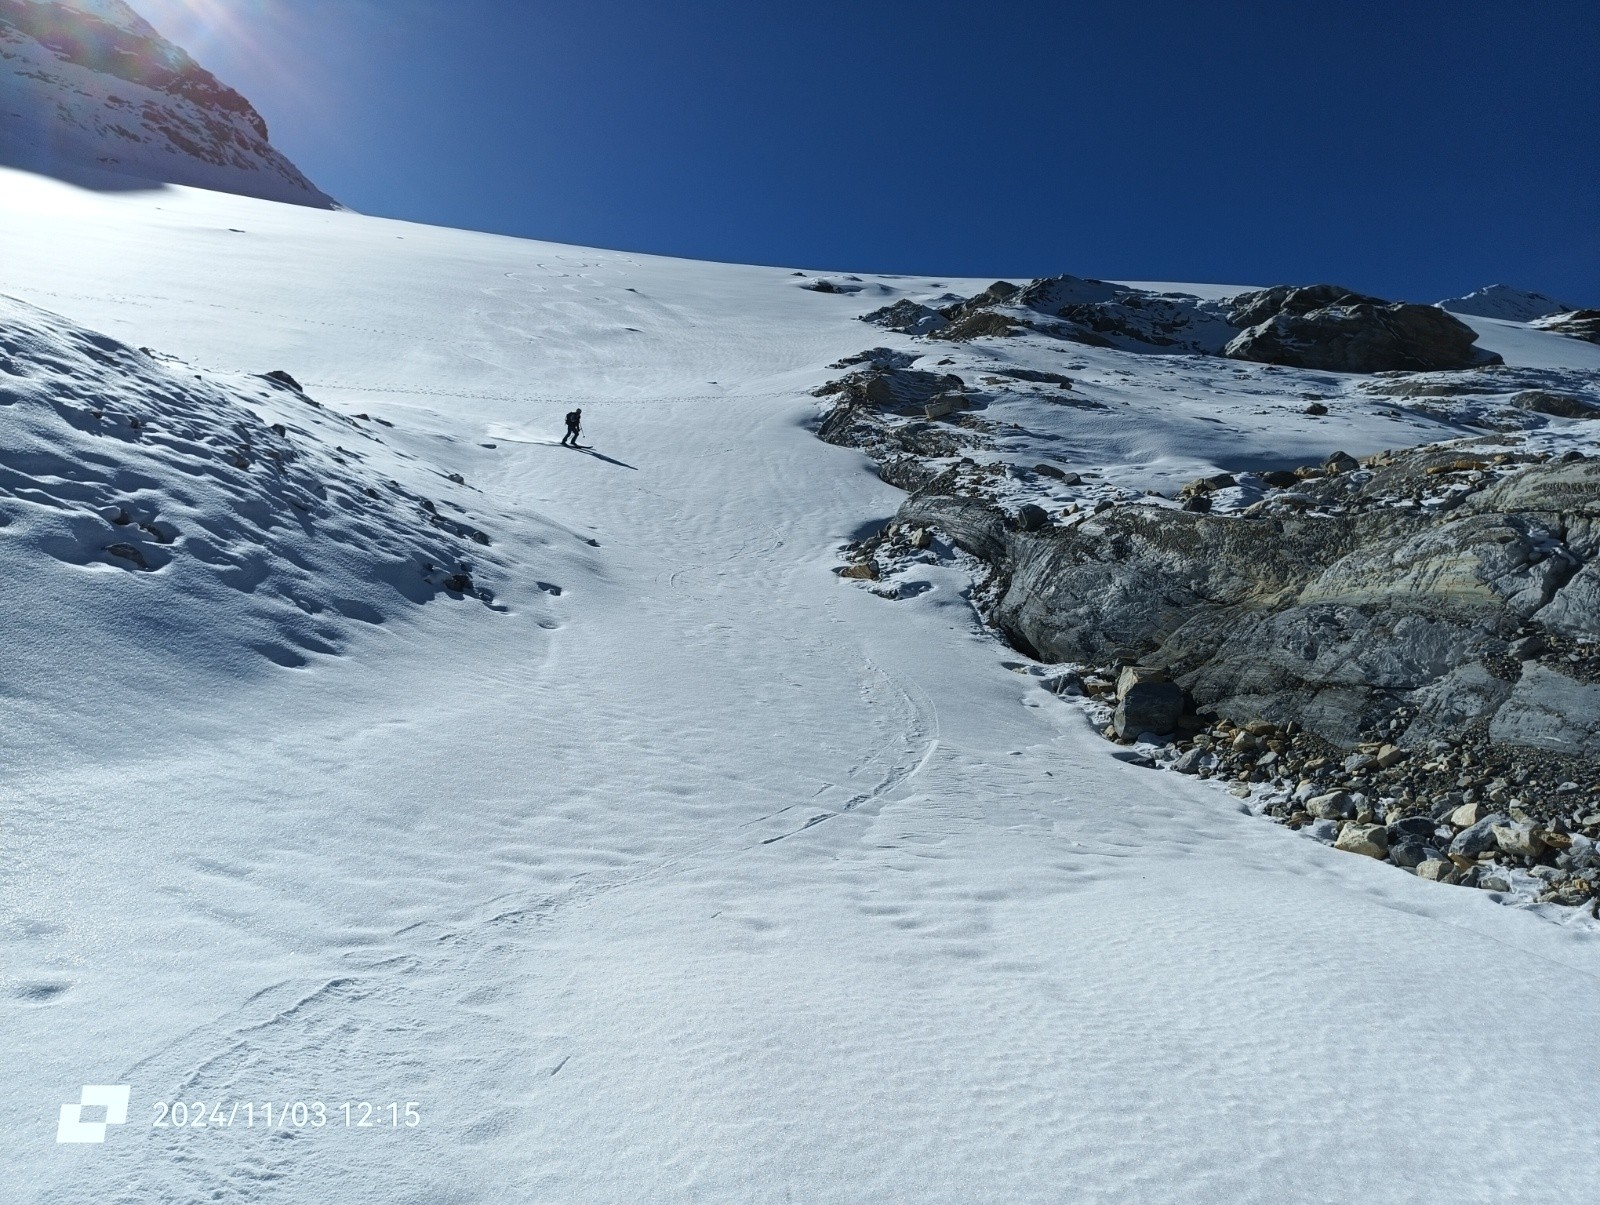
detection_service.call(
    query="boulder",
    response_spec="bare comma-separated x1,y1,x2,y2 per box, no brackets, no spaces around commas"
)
1307,791,1357,821
1389,840,1429,868
1116,665,1168,700
1491,824,1546,859
1335,823,1389,859
1013,504,1050,532
1448,813,1509,861
1112,681,1185,739
925,393,967,420
1224,296,1501,373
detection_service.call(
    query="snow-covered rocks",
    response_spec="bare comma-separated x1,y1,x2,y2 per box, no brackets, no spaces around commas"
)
0,0,333,204
1532,310,1600,345
0,294,498,681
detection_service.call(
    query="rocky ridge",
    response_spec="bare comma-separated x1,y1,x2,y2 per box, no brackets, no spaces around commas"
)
821,274,1600,912
0,0,333,205
864,276,1500,372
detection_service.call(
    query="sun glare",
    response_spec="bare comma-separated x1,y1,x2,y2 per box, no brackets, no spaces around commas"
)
130,0,276,60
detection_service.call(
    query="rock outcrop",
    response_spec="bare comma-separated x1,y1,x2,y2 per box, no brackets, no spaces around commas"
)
0,0,333,205
1532,311,1600,345
895,445,1600,761
1222,286,1501,373
869,274,1503,373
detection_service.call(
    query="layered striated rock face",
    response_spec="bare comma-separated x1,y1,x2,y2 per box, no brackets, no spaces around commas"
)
897,447,1600,760
0,0,333,205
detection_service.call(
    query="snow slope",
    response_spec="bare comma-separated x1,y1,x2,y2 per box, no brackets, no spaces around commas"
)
0,0,333,205
2,165,1598,1203
1438,283,1577,322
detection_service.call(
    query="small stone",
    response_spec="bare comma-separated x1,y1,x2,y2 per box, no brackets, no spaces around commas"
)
1172,747,1206,775
1417,859,1459,884
1449,802,1491,827
1374,744,1407,769
1323,450,1361,474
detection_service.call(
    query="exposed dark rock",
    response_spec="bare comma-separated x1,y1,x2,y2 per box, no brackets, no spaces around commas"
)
859,300,949,336
1114,681,1185,739
1512,390,1599,418
1224,290,1501,373
931,311,1025,341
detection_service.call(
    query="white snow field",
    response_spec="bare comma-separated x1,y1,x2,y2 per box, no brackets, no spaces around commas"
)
2,165,1599,1204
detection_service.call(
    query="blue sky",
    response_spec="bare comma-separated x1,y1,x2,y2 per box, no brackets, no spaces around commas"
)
151,0,1596,303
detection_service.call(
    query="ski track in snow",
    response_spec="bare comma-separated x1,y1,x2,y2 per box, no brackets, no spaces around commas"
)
1,168,1599,1203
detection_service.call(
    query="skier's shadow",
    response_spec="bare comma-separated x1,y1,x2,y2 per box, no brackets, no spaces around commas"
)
571,446,638,470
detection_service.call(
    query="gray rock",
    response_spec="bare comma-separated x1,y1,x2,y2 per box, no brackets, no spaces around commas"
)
1172,747,1207,775
1389,840,1429,868
1307,791,1357,821
1113,681,1185,739
1389,816,1438,840
1488,667,1600,758
1491,823,1546,858
1448,812,1509,860
1417,859,1460,883
1511,390,1599,419
1335,823,1389,859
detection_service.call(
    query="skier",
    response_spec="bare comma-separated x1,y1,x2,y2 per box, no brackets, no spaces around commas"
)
560,407,583,448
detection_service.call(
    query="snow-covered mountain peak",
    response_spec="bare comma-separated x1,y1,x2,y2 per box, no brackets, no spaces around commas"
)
0,0,333,205
1437,283,1576,322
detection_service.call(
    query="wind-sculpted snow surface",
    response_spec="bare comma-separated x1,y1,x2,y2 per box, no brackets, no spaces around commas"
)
0,295,499,698
1,169,1600,1203
0,0,333,204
